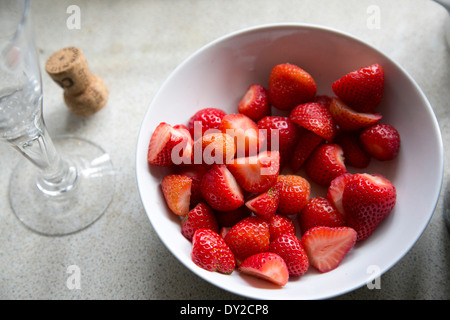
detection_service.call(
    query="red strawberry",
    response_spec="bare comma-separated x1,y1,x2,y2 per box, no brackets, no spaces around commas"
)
193,132,235,165
245,184,280,219
161,174,192,216
215,206,251,228
298,197,346,234
238,84,270,122
335,131,371,169
276,175,311,216
326,173,353,217
342,173,397,241
177,165,208,206
224,216,270,263
257,116,301,167
221,113,265,156
227,151,280,193
332,64,384,113
290,128,324,172
289,102,336,141
311,95,332,109
200,164,244,211
191,228,235,274
268,214,296,242
148,122,192,167
239,252,289,286
301,226,357,273
359,123,400,161
181,203,219,241
188,107,226,138
329,97,382,131
304,143,347,186
268,63,317,111
269,233,309,276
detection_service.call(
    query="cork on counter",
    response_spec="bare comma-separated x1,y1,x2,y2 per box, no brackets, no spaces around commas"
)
45,47,108,117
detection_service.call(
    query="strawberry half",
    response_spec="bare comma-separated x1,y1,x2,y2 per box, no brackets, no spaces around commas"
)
221,113,265,157
289,102,336,142
245,184,280,220
298,197,346,234
200,164,244,211
301,226,357,273
335,131,371,169
269,233,309,277
181,202,219,241
304,143,347,186
276,175,311,216
268,63,317,111
359,123,400,161
224,216,270,264
268,214,296,242
290,128,324,172
193,132,235,165
238,84,270,122
343,173,397,241
161,174,192,216
329,97,382,131
148,122,192,167
227,150,280,194
239,252,289,286
177,165,208,207
191,228,235,274
332,64,384,113
188,107,226,138
326,173,354,218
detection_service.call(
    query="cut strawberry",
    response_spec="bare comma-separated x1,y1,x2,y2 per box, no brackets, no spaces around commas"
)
268,214,296,242
239,252,289,286
289,102,336,142
329,97,382,131
227,150,280,194
301,226,357,273
238,84,270,122
276,175,310,216
290,129,324,172
332,64,384,113
200,164,244,211
326,173,354,218
191,228,235,274
343,173,397,241
221,113,265,157
304,143,347,186
359,123,400,161
177,165,209,207
245,184,280,220
268,63,317,111
161,174,192,216
181,202,219,241
298,197,346,234
269,233,309,277
148,122,191,167
335,131,371,169
193,132,235,165
188,107,226,138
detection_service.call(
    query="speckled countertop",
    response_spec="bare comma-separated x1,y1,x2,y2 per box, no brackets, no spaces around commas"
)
0,0,449,300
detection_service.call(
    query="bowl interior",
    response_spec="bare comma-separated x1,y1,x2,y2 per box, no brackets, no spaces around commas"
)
136,24,443,299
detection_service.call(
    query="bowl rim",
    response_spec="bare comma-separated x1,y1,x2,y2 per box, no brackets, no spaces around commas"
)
135,22,444,300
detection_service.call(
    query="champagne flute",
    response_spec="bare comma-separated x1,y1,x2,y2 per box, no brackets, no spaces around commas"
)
0,0,115,236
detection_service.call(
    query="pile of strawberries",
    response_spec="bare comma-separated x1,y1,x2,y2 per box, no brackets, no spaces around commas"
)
147,62,399,287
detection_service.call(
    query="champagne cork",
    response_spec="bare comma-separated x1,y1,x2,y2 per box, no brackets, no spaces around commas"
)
45,47,109,117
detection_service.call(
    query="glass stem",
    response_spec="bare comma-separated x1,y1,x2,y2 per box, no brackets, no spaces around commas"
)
8,118,78,197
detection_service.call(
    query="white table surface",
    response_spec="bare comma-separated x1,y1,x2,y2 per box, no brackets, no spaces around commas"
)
0,0,449,300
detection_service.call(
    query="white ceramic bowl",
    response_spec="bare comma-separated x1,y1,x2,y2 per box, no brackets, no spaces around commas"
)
136,23,443,300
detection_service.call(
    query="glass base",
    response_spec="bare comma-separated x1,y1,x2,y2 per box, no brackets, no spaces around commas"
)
9,136,115,236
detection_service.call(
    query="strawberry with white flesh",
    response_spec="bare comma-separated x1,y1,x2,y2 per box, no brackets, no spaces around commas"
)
239,252,289,286
181,202,219,242
304,143,347,186
268,63,317,111
200,164,244,211
191,228,235,274
161,174,192,216
332,64,384,113
326,173,353,218
227,150,280,194
289,102,336,142
177,165,208,207
329,97,382,131
148,122,192,167
193,132,235,165
220,113,265,157
342,173,397,241
359,123,400,161
238,84,270,122
269,233,309,277
335,131,371,169
301,226,357,273
245,184,279,220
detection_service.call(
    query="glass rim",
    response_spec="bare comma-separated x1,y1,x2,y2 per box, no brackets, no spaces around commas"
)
0,0,31,43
